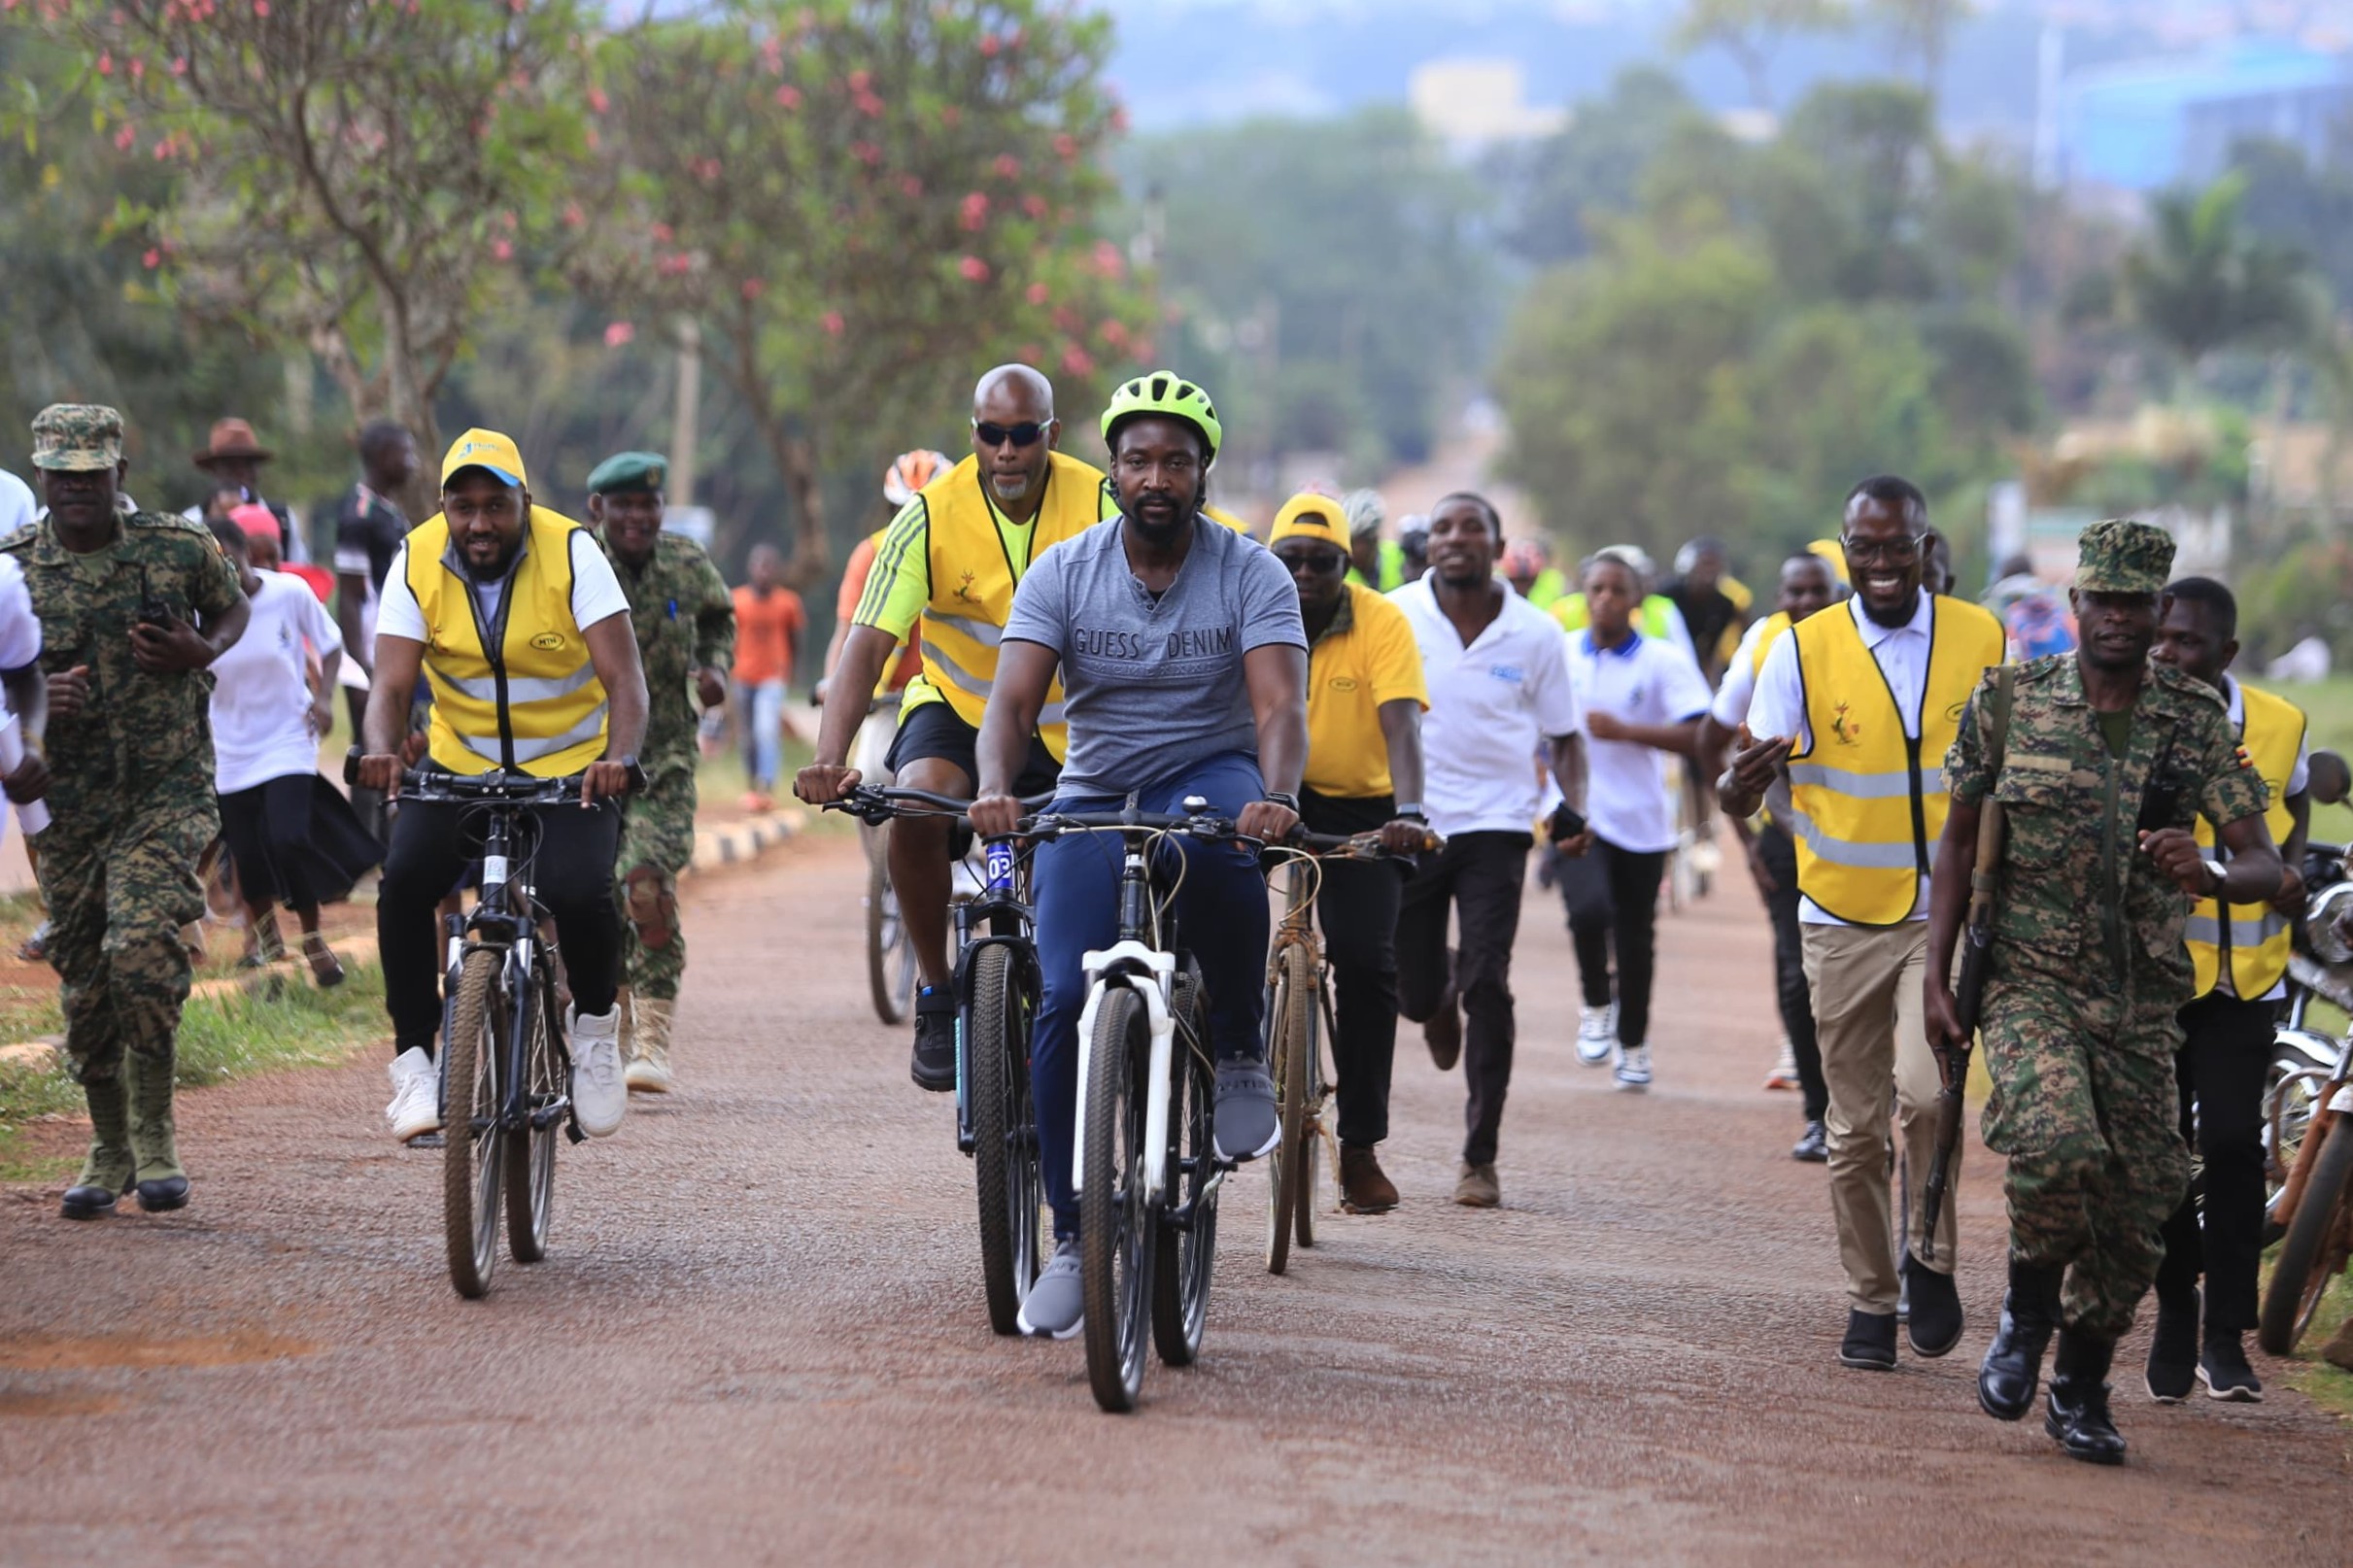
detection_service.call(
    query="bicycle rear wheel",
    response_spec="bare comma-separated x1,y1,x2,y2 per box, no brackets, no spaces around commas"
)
1154,978,1216,1366
1081,985,1153,1412
867,844,916,1025
504,959,561,1264
1264,944,1313,1275
443,948,505,1299
2260,1109,2353,1354
970,943,1042,1334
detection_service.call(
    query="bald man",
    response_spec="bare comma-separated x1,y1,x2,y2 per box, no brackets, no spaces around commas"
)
796,366,1111,1091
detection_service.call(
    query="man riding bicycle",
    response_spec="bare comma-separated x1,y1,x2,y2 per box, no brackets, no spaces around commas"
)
970,371,1309,1340
360,429,651,1144
1267,492,1429,1214
796,367,1105,1092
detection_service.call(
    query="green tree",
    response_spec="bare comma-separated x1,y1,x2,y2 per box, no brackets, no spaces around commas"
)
1495,66,1706,264
1869,0,1973,114
28,0,598,509
1670,0,1852,113
2120,173,2323,394
584,0,1141,580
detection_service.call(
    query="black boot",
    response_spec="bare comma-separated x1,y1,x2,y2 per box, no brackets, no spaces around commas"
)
2045,1330,2127,1465
2143,1286,2199,1403
1977,1259,2063,1420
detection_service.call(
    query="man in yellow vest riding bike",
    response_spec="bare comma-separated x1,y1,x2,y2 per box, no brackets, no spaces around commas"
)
796,366,1101,1091
358,429,652,1144
2145,575,2307,1403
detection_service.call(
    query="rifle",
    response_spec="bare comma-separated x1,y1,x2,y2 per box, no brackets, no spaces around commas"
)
1920,666,2012,1265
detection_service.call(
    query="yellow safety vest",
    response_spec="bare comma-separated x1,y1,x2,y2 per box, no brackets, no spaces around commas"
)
1786,597,2005,925
407,506,610,778
1750,610,1793,680
2190,682,2303,998
1554,592,1679,642
909,450,1106,761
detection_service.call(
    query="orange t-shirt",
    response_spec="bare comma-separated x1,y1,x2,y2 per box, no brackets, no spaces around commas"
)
733,583,807,686
836,534,922,692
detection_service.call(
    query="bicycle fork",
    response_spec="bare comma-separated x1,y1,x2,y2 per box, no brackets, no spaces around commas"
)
1072,950,1177,1203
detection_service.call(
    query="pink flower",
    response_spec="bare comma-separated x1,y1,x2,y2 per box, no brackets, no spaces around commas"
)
992,153,1020,180
171,56,187,76
1026,282,1050,306
741,278,765,301
1023,193,1048,219
897,173,923,198
255,0,269,15
128,57,144,81
979,32,1000,57
958,256,990,283
1061,344,1094,376
604,322,635,347
960,191,989,231
142,248,160,269
1091,240,1125,279
939,104,962,128
850,141,880,165
492,237,514,260
1053,133,1076,160
563,201,584,228
1100,319,1130,349
847,69,870,93
96,51,113,76
651,222,673,243
113,123,136,151
589,87,609,114
855,90,884,118
821,311,844,337
774,84,801,110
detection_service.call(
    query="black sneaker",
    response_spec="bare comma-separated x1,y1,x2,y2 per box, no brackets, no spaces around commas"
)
1903,1254,1964,1358
1839,1308,1898,1370
2198,1332,2263,1402
1211,1058,1279,1163
2144,1290,2199,1403
1790,1120,1828,1163
909,988,956,1092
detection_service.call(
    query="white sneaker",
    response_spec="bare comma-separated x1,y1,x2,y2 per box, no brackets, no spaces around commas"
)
1614,1043,1653,1092
386,1046,441,1142
568,1006,628,1138
1576,1003,1618,1067
1762,1035,1799,1092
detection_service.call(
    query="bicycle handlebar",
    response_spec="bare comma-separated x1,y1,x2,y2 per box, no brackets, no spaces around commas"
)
1279,826,1443,859
821,784,1058,826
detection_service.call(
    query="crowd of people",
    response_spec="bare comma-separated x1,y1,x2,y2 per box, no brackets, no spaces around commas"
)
4,358,2336,1464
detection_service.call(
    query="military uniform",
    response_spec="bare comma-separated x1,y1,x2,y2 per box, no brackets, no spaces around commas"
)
585,454,733,1085
8,405,245,1206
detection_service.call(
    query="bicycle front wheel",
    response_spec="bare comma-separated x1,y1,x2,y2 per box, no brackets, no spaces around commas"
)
867,847,916,1025
1154,975,1216,1367
1265,944,1313,1275
1081,985,1153,1412
504,959,561,1263
443,948,505,1299
970,943,1042,1335
2260,1109,2353,1355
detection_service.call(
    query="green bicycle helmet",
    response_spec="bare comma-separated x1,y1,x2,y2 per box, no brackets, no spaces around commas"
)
1100,371,1222,467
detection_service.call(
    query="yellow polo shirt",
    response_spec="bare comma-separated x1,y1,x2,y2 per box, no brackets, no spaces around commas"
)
1304,582,1428,799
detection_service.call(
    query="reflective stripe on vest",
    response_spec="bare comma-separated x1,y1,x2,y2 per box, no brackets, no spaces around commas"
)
1787,597,2006,925
913,450,1105,762
2189,683,2303,998
410,506,610,779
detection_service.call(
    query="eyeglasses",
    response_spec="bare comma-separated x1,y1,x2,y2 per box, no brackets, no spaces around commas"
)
972,419,1049,449
1277,548,1348,575
1839,532,1927,566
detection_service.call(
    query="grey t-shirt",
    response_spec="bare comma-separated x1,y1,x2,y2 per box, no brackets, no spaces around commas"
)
1004,515,1306,796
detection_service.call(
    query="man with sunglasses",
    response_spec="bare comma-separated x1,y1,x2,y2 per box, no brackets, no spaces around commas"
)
1268,492,1429,1213
1720,475,2005,1374
795,365,1106,1092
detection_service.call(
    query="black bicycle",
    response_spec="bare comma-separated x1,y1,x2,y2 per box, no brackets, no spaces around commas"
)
827,784,1055,1334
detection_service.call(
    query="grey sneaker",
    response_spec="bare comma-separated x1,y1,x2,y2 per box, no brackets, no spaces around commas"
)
1017,1239,1083,1340
1212,1057,1280,1163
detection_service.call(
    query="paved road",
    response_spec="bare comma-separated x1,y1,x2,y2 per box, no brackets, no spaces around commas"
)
3,835,2346,1564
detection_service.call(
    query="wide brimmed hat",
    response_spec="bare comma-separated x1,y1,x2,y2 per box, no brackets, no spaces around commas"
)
194,417,273,467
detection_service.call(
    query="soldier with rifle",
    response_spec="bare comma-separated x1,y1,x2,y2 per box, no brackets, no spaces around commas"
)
1927,519,2278,1466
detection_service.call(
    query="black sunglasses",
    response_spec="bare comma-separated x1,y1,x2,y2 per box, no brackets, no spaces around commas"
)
1277,546,1348,574
972,419,1050,449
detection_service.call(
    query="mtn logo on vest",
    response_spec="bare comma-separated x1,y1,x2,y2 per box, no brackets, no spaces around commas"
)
530,631,566,652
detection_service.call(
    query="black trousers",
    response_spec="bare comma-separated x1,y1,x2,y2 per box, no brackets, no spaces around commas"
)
2155,990,2276,1332
1301,790,1406,1147
378,794,624,1057
1557,835,1668,1048
1397,830,1531,1167
1756,823,1828,1121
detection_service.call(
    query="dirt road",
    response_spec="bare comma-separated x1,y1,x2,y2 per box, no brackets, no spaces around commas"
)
3,835,2345,1564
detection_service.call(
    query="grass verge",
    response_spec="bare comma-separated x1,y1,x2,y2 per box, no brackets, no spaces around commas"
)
2267,1258,2353,1422
0,963,385,1181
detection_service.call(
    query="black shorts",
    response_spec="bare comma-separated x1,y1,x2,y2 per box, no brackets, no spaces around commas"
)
885,698,1059,798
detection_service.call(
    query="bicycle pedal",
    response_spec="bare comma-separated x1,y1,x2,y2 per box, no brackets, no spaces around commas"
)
407,1133,445,1150
563,1120,587,1145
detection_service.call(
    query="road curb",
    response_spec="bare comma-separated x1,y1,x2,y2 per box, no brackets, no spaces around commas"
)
688,806,805,876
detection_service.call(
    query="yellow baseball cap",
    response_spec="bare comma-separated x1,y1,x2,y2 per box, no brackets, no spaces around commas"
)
1269,493,1349,548
439,427,529,489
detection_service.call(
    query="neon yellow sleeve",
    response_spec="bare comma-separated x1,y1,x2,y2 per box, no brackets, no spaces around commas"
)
852,496,931,638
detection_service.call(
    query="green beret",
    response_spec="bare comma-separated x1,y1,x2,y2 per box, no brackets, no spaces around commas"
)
2074,518,2174,596
585,450,668,495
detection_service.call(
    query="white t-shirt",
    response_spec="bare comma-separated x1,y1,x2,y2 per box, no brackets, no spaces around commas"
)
1567,630,1714,854
2217,673,2311,1003
0,555,41,673
1389,576,1583,838
1710,615,1785,730
209,571,343,794
0,470,34,538
375,528,630,645
1749,591,1936,925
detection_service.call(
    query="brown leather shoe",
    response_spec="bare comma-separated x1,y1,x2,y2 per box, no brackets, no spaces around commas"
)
1423,997,1461,1072
1339,1142,1400,1213
1453,1161,1499,1208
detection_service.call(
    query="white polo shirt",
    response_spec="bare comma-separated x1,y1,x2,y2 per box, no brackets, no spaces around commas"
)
1710,614,1783,730
1568,629,1713,855
1749,591,1934,925
1390,575,1582,838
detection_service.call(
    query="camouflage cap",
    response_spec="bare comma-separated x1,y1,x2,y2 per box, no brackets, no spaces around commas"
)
2074,518,2174,595
30,403,124,472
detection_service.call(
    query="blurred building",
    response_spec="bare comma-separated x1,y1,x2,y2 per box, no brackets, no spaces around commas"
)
2054,36,2351,191
1408,59,1567,146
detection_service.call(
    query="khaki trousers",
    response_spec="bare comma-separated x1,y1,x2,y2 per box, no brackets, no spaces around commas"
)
1801,920,1957,1314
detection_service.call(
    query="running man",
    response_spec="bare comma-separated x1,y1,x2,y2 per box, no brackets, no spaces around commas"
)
971,371,1306,1340
796,368,1104,1093
1269,492,1429,1212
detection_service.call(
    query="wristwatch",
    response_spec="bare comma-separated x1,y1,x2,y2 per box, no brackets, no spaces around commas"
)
1395,801,1427,822
1262,791,1300,811
2202,858,2229,896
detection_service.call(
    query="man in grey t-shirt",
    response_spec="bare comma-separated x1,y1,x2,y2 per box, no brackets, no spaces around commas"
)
972,371,1308,1340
